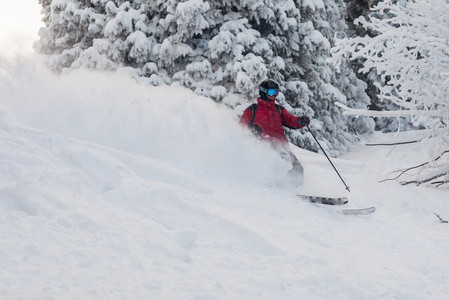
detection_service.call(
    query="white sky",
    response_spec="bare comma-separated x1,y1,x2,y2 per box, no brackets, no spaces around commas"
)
0,1,43,56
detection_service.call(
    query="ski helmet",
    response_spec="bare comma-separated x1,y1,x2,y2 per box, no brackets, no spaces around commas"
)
258,79,280,100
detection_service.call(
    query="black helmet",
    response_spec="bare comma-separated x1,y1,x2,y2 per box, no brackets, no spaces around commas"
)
258,79,280,100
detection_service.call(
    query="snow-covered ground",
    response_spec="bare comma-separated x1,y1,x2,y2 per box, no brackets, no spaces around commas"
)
1,5,448,299
1,53,448,300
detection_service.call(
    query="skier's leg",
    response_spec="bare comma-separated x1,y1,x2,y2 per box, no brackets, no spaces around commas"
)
286,151,304,186
272,142,304,187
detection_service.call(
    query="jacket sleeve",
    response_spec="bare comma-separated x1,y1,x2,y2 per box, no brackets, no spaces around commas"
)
280,107,304,129
239,106,253,127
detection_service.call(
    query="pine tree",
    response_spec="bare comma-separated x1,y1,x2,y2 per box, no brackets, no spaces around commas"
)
35,0,374,155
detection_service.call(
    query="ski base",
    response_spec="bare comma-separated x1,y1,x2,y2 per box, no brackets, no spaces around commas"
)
296,194,348,206
342,207,376,216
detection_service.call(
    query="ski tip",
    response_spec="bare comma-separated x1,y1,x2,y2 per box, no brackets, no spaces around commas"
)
342,207,376,216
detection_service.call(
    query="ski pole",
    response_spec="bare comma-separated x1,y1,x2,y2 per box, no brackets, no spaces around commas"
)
307,126,351,192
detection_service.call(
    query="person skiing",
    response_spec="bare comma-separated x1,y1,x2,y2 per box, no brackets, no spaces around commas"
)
240,78,310,186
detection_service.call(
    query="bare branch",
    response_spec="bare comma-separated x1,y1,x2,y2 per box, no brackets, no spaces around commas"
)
365,140,420,146
380,150,449,183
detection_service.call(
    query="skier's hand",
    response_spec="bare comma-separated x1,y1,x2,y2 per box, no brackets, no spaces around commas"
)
298,115,310,127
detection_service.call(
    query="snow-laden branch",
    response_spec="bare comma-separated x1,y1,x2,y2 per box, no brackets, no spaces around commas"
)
331,0,449,124
335,102,446,118
331,0,449,188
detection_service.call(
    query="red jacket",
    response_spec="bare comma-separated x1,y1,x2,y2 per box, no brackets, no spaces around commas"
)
240,98,304,143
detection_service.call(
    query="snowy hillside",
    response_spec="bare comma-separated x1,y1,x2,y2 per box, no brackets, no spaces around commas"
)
1,3,449,297
1,53,449,299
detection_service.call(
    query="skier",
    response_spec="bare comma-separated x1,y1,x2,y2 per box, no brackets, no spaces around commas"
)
240,79,310,186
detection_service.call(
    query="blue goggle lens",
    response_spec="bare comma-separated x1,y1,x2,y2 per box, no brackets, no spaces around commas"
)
267,89,279,96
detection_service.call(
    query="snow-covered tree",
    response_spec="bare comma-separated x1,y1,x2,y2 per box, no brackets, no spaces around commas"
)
330,0,449,187
35,0,374,155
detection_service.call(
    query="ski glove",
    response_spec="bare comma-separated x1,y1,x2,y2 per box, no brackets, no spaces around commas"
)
250,124,262,137
298,115,310,127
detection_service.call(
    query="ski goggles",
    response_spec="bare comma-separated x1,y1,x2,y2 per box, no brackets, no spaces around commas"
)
259,86,279,97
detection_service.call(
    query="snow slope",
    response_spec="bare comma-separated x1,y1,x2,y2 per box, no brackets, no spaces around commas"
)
1,52,449,300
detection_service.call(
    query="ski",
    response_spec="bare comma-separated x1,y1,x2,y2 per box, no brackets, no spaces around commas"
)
297,194,376,215
342,207,376,216
296,194,348,206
